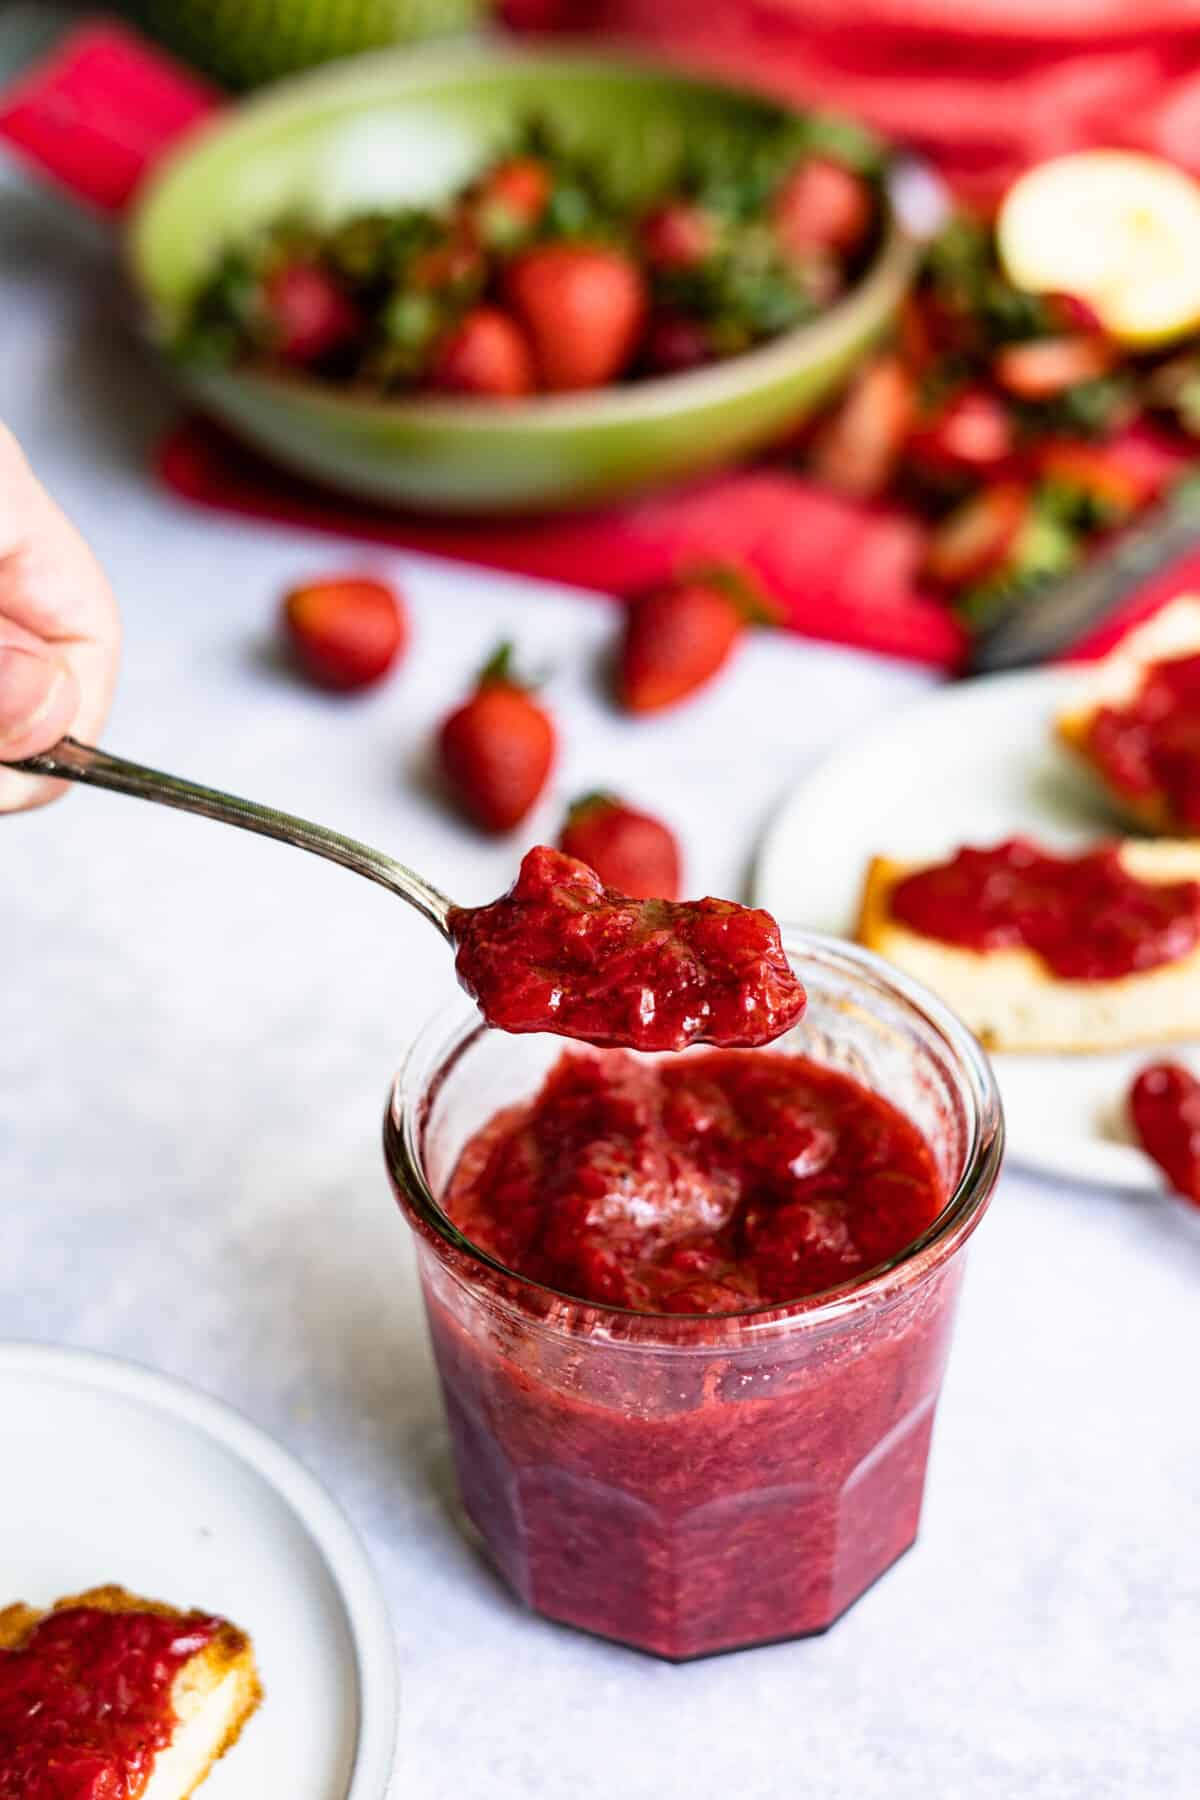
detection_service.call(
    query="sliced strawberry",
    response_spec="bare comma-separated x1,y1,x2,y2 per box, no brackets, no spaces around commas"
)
808,353,918,499
1033,440,1149,516
438,643,556,833
262,263,362,365
772,157,873,258
921,482,1030,589
429,306,536,398
618,570,771,714
505,243,647,391
907,386,1016,482
282,575,407,691
559,792,682,900
639,199,716,271
992,335,1115,401
1043,291,1106,335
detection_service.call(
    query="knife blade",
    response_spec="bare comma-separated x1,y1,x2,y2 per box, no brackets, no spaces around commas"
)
966,473,1200,675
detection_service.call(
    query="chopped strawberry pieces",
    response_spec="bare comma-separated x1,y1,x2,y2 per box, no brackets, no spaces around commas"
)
922,482,1029,589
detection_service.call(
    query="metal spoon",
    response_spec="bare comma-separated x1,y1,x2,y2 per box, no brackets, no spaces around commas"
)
5,735,454,938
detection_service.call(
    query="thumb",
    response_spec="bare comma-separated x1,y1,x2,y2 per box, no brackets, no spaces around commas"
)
0,636,79,761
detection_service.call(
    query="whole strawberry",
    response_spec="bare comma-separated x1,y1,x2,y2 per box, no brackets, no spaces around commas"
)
282,574,407,691
559,793,682,900
618,568,773,714
439,643,556,833
505,243,647,391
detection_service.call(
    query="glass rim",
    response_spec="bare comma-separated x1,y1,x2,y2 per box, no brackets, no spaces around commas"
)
384,931,1005,1338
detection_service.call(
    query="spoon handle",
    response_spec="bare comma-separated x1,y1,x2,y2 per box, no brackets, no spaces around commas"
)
6,736,454,938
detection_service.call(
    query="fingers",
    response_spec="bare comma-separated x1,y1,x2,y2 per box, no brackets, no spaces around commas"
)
0,638,79,757
0,423,119,812
0,424,120,649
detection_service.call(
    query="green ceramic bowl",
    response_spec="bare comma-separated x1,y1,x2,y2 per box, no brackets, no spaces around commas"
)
129,46,920,515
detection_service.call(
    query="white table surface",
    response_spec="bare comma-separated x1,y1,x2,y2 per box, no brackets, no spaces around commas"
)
1,18,1196,1797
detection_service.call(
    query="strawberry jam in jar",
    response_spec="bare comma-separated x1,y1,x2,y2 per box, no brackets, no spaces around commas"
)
386,935,1002,1659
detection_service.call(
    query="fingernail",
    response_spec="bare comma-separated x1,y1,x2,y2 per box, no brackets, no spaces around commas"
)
0,646,63,742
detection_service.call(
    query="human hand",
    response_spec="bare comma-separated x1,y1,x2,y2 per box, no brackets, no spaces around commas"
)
0,424,119,811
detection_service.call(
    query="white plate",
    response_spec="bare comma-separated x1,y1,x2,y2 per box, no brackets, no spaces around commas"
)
0,1342,397,1797
756,666,1196,1192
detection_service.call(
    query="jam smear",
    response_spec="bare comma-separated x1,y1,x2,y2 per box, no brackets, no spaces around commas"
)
889,837,1200,980
448,846,807,1054
444,1046,942,1312
0,1604,219,1798
1086,651,1200,828
1130,1062,1200,1205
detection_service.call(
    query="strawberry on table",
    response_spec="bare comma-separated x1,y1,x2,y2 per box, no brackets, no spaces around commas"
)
438,643,556,833
772,157,873,259
429,306,536,397
1129,1062,1200,1205
921,481,1030,589
282,575,407,691
505,243,647,391
618,568,773,715
558,793,682,900
262,262,361,365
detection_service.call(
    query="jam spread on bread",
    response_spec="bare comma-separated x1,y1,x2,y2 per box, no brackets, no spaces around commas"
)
0,1603,219,1796
449,846,806,1053
1085,651,1200,829
444,1047,942,1311
889,838,1200,980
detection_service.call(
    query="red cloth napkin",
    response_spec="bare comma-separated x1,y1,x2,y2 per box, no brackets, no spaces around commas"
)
3,18,1200,674
567,0,1200,206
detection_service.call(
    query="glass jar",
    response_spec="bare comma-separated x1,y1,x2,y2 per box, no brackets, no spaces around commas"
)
386,934,1003,1660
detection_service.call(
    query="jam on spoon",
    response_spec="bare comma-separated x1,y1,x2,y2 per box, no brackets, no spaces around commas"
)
448,846,806,1052
5,740,805,1054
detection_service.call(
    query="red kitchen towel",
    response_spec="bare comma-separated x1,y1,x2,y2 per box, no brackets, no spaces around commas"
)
0,19,217,212
156,417,968,667
3,17,1200,674
560,0,1200,206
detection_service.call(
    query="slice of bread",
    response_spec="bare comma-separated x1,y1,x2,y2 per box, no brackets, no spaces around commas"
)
1056,594,1200,833
855,840,1200,1053
0,1585,261,1799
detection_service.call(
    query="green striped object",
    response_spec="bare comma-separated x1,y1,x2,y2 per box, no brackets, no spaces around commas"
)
129,0,485,88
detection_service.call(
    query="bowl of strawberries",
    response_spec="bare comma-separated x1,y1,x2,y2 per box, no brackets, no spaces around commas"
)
128,45,918,513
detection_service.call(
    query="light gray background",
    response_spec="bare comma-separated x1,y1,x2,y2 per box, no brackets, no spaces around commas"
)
1,11,1195,1795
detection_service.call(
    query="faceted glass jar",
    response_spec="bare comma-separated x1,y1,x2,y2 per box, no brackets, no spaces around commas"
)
385,935,1003,1660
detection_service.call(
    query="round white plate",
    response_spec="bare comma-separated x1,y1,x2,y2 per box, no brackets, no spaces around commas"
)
0,1342,396,1797
756,666,1195,1192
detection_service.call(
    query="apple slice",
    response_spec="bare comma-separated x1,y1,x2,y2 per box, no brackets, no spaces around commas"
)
997,151,1200,347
